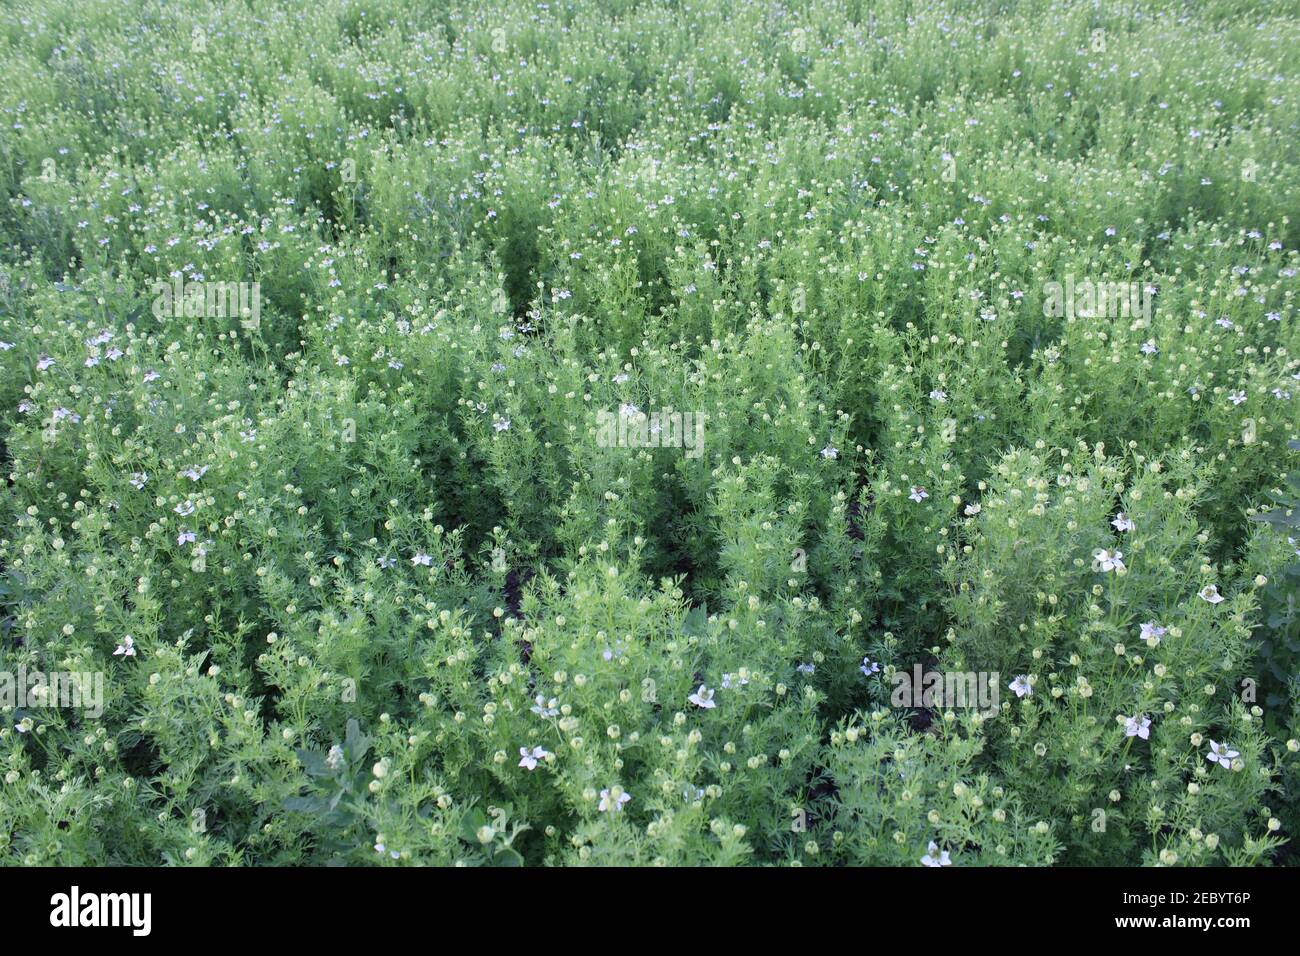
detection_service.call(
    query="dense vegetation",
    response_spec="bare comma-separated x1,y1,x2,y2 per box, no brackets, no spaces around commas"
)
1,0,1298,866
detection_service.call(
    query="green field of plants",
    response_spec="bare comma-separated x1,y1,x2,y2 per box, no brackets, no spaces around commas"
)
0,0,1298,866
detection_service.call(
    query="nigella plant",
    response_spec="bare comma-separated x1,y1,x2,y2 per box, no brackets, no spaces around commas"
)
1247,440,1300,724
285,720,377,861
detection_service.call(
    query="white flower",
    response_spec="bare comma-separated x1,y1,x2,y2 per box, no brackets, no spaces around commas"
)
177,529,196,546
1111,513,1134,532
411,552,433,566
1009,675,1032,698
721,672,749,688
1140,340,1159,355
796,662,815,675
113,636,136,657
129,472,148,489
1198,584,1225,604
174,501,195,517
1123,715,1151,740
688,685,716,709
920,841,951,867
964,503,981,516
929,389,947,402
493,418,511,432
1138,621,1170,642
326,745,345,770
820,445,838,460
598,787,631,812
518,746,550,770
1205,740,1240,768
1093,549,1125,572
531,695,559,718
182,465,209,482
909,485,929,503
859,657,880,676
